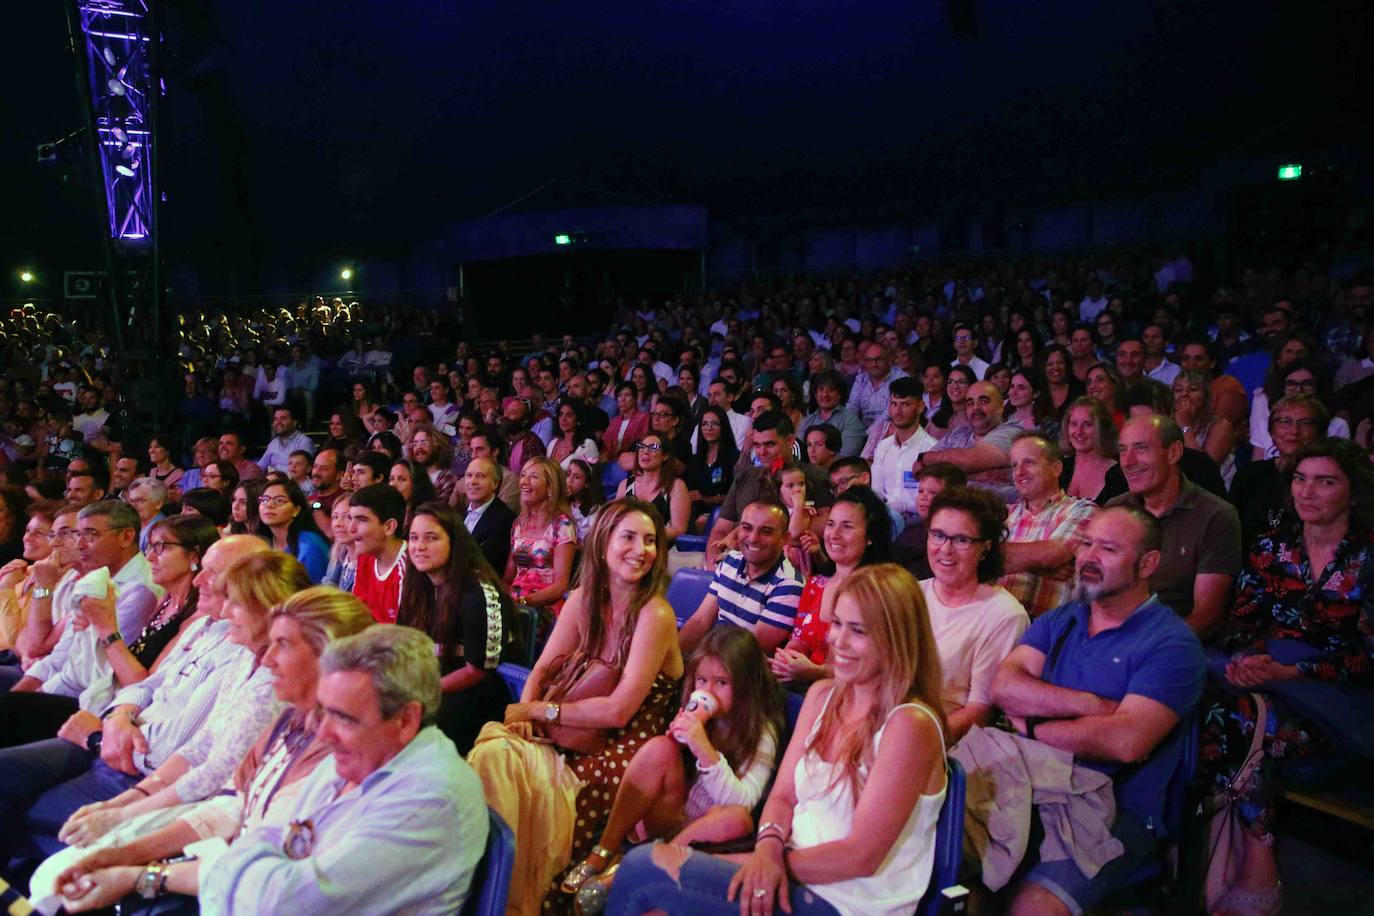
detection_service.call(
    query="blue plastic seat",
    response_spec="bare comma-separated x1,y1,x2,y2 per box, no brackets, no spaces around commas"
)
460,808,515,916
666,567,714,628
498,662,532,700
917,759,967,916
675,506,721,554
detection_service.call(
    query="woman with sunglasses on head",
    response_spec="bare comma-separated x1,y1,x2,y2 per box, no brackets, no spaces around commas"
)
616,431,690,546
919,486,1028,743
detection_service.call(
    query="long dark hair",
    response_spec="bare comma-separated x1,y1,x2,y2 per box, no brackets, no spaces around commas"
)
396,502,514,659
539,498,668,700
229,478,267,536
683,627,783,775
147,513,219,624
692,405,739,467
256,478,323,553
1011,365,1055,427
831,484,893,566
390,458,438,534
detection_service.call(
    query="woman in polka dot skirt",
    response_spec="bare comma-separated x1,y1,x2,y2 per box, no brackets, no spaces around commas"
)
470,499,683,916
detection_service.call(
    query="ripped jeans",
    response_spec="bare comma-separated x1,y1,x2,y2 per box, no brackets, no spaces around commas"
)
605,842,841,916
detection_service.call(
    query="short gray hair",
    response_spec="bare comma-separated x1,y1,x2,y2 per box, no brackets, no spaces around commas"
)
128,476,169,506
78,500,140,531
320,625,441,725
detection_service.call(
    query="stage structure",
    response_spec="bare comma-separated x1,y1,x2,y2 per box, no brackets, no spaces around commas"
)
66,0,167,431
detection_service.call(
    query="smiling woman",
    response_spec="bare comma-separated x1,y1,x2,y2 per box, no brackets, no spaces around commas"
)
469,498,684,916
32,587,375,915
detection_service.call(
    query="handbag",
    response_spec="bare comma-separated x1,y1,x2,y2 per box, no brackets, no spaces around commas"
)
1204,691,1268,911
537,656,619,755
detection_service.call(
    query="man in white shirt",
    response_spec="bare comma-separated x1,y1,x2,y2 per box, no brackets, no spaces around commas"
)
697,377,751,451
869,378,938,527
1079,279,1109,321
426,380,459,435
462,458,514,571
949,322,990,380
71,387,111,445
257,406,315,475
1142,323,1181,385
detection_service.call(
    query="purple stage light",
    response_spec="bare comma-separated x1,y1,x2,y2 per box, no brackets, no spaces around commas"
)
75,0,158,243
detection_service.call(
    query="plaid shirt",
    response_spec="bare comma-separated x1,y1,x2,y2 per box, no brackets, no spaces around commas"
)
998,490,1097,618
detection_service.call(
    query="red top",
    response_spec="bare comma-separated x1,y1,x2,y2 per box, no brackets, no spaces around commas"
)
791,576,830,665
353,548,406,624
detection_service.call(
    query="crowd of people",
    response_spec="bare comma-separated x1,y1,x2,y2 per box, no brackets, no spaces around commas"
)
0,251,1370,915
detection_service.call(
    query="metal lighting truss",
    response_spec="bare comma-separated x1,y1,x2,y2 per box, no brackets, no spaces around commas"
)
74,0,158,242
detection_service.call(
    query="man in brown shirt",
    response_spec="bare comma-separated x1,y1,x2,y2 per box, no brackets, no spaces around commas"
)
1106,415,1241,638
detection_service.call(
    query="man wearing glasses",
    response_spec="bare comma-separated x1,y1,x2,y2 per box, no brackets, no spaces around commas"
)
949,321,990,381
9,502,160,716
846,342,908,427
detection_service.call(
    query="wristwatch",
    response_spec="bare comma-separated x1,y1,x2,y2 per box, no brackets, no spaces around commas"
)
100,631,124,649
31,586,52,600
136,862,168,899
86,730,104,754
543,702,561,723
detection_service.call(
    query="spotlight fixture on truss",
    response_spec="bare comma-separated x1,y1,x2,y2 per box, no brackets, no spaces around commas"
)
72,0,160,244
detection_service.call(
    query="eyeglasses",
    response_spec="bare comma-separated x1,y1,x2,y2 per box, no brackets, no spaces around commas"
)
831,473,863,490
1273,416,1319,429
635,442,663,453
147,540,187,556
700,419,722,429
48,529,76,542
1283,379,1318,391
259,496,293,508
928,528,987,551
953,335,974,343
650,411,675,419
76,526,127,543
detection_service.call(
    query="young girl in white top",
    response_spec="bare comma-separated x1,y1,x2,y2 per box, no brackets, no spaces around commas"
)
605,563,949,916
565,626,784,911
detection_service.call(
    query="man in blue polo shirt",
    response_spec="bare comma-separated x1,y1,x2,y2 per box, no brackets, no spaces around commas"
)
678,499,802,655
991,506,1204,916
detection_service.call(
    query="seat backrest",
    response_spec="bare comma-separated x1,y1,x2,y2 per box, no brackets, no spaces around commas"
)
461,808,515,916
666,567,714,627
917,759,966,916
497,662,531,700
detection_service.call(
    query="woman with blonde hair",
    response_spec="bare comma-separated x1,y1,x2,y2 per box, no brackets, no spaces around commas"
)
39,587,375,912
505,456,578,619
1172,368,1236,486
55,552,312,849
470,498,684,916
606,563,948,916
1058,396,1119,504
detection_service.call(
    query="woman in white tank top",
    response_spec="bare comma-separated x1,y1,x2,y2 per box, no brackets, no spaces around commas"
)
604,564,949,916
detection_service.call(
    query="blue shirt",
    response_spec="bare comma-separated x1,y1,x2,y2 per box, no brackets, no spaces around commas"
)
1020,596,1204,834
200,725,487,916
292,530,330,583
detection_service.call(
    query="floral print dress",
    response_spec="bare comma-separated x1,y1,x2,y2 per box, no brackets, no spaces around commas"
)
1200,522,1374,836
510,513,578,616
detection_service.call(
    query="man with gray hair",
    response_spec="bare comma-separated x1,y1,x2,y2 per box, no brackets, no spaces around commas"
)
1106,414,1240,637
200,625,488,915
124,477,168,554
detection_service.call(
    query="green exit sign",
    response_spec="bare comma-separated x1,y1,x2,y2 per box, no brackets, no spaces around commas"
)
554,234,572,245
1277,164,1303,181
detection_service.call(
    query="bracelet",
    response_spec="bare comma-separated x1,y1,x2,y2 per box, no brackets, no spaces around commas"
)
756,821,789,843
1025,716,1044,740
756,833,786,848
132,784,152,796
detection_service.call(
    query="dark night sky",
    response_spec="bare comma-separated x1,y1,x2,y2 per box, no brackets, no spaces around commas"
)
4,0,1370,293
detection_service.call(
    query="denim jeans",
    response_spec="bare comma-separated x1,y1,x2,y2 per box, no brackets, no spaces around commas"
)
26,758,140,856
0,738,92,859
605,843,841,916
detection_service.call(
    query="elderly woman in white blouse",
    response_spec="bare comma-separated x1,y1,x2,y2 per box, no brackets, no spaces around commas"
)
50,552,310,851
36,587,375,913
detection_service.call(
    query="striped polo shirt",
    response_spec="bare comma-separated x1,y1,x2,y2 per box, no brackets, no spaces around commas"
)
709,551,804,633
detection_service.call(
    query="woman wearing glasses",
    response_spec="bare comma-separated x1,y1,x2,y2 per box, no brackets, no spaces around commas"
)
0,515,219,748
255,479,329,584
616,432,689,545
1229,395,1328,547
918,486,1028,743
1249,358,1350,461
